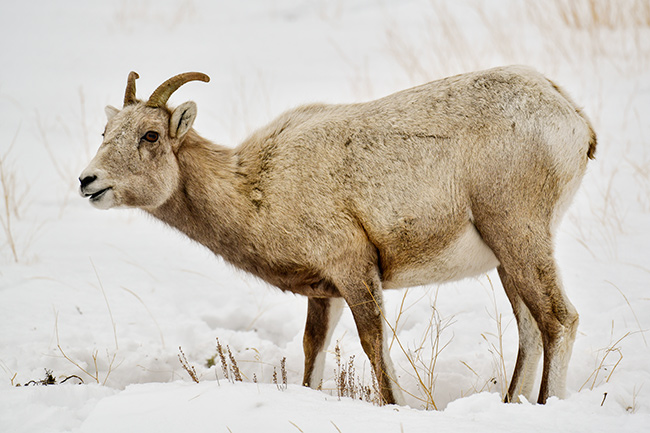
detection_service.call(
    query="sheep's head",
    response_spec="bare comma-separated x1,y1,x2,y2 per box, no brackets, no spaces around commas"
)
79,71,210,210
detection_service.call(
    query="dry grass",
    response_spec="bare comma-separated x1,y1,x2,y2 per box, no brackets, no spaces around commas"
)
384,0,483,83
35,109,82,217
272,357,288,391
109,0,198,33
14,368,84,387
364,283,440,409
605,281,648,347
452,275,513,399
380,0,650,87
178,346,199,383
390,288,455,410
579,324,635,392
339,279,509,409
330,41,375,101
623,385,643,413
121,285,166,348
624,146,650,213
553,0,650,30
531,0,650,73
0,138,20,262
212,338,240,383
54,311,119,386
479,275,510,399
53,261,120,385
223,71,274,144
334,342,381,404
200,337,295,393
0,128,38,263
578,275,647,396
360,283,474,409
206,338,255,384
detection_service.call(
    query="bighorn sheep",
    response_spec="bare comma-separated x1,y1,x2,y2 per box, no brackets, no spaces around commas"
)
79,67,596,405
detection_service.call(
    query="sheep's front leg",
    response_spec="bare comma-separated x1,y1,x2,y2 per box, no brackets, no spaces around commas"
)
302,297,344,388
337,274,404,405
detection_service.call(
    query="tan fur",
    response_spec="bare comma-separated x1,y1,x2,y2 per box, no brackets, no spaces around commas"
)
80,66,596,405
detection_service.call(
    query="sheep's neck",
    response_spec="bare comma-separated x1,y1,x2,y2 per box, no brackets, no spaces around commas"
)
148,131,341,297
148,133,252,264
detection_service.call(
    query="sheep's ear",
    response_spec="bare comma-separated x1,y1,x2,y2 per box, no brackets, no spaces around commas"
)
169,101,197,139
105,105,119,120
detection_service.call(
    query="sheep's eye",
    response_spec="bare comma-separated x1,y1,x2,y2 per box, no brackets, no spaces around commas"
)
142,131,159,143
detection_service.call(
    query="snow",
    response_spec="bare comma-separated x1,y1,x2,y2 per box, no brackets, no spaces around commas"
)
1,0,649,432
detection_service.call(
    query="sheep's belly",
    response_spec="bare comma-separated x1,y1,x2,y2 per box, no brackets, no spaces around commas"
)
383,223,499,290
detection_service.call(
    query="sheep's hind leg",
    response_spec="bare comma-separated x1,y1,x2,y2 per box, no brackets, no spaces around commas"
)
476,219,579,404
499,266,543,403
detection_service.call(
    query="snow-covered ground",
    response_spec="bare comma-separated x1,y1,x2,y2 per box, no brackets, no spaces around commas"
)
1,1,649,432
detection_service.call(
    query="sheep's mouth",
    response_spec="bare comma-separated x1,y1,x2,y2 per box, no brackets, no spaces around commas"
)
87,187,111,202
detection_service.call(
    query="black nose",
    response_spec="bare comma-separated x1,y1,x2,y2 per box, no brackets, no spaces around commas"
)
79,175,97,189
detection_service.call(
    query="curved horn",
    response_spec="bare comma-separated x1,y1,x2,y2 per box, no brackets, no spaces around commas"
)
146,72,210,108
123,71,140,106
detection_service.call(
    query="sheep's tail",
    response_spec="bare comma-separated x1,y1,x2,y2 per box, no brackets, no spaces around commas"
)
547,78,597,160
